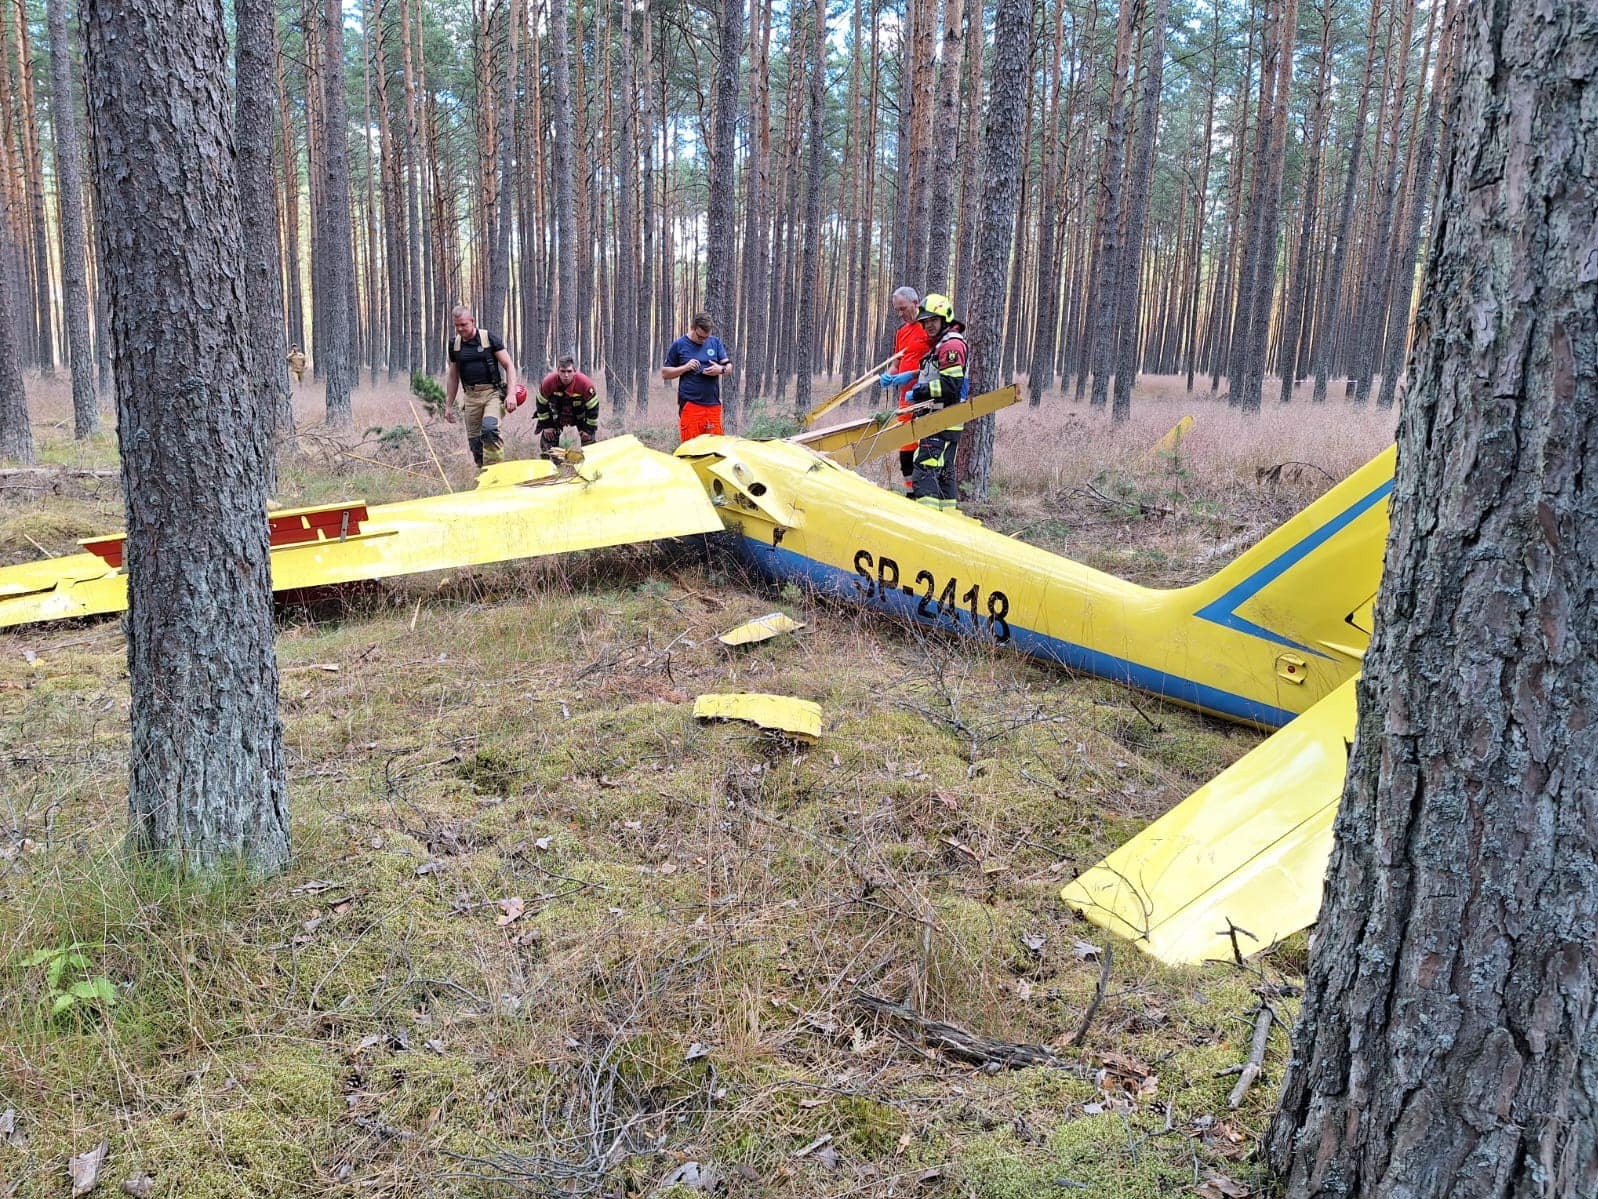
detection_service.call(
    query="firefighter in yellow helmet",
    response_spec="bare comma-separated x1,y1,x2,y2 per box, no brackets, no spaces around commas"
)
904,293,967,512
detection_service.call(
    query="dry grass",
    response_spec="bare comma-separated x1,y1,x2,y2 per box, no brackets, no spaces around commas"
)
0,370,1386,1197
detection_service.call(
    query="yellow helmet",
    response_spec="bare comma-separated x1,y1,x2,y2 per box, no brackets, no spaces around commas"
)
918,293,955,322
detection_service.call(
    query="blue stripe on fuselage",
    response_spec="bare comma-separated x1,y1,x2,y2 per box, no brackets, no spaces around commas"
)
1192,479,1394,657
734,536,1299,729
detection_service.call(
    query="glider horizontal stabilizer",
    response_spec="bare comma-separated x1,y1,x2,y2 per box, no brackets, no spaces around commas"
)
1061,677,1357,965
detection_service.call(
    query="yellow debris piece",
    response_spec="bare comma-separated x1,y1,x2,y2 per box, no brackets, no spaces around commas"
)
792,385,1020,467
693,693,822,742
1146,415,1194,458
1062,676,1357,965
0,436,722,630
716,612,805,646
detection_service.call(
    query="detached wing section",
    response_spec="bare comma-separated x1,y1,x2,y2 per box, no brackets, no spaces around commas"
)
0,436,722,630
1061,677,1357,965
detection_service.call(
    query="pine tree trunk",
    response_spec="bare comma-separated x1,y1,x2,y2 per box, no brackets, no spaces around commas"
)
737,0,770,404
1110,0,1170,422
549,0,577,357
793,0,825,414
1277,2,1332,402
959,0,1031,498
317,0,354,423
1348,0,1415,403
276,42,307,356
484,0,517,335
1086,0,1136,409
924,0,965,290
237,0,294,465
400,0,423,371
11,3,54,374
1310,0,1383,402
1375,11,1447,410
85,0,288,874
952,0,984,304
0,190,33,462
704,0,743,423
1269,2,1598,1189
47,0,98,437
614,0,640,412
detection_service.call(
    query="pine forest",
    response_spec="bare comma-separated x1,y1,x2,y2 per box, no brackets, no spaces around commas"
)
1,0,1450,429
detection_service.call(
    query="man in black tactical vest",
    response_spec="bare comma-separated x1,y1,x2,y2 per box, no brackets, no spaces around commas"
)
444,304,520,468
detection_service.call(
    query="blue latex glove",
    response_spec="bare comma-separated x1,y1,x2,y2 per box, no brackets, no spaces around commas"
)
879,371,915,389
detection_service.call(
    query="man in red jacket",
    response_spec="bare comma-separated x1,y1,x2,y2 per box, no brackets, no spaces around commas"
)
878,286,932,493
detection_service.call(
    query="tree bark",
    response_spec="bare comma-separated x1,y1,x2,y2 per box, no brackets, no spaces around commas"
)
0,189,34,462
924,0,965,290
47,0,98,438
1310,0,1383,402
549,0,577,357
793,0,825,414
11,2,54,374
318,0,355,424
1086,0,1136,409
704,0,743,423
1374,32,1446,411
1110,0,1171,422
1268,0,1598,1192
85,0,289,874
237,0,294,466
958,0,1031,498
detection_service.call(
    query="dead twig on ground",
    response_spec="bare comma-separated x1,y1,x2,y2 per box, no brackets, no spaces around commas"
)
851,991,1058,1070
1069,943,1114,1047
1225,1002,1276,1109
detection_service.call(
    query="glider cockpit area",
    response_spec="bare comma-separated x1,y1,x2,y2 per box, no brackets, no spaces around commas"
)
0,394,1395,967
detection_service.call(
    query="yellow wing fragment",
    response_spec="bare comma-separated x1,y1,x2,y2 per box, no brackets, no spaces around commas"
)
693,693,823,742
716,612,805,646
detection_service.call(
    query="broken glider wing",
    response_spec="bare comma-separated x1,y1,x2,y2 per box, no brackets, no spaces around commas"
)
0,436,722,630
1061,677,1356,965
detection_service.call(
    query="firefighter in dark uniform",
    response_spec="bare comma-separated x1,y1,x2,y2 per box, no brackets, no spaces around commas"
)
444,304,519,468
905,293,967,512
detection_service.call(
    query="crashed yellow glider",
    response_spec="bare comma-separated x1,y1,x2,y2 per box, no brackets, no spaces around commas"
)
0,397,1395,966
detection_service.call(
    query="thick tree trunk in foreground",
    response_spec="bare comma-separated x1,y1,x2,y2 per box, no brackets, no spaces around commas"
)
1268,1,1598,1193
237,0,294,468
85,0,289,873
958,0,1031,498
47,0,99,439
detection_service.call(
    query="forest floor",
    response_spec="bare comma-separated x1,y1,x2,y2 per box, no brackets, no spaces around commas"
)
0,373,1395,1199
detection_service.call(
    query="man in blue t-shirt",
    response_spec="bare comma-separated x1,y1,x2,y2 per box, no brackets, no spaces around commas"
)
662,312,732,443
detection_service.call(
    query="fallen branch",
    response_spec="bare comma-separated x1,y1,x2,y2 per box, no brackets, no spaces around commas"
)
1069,943,1113,1047
1226,1003,1275,1109
0,467,118,480
851,991,1057,1070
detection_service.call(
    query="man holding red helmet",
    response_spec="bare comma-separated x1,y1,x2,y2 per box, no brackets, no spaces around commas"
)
444,304,520,468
